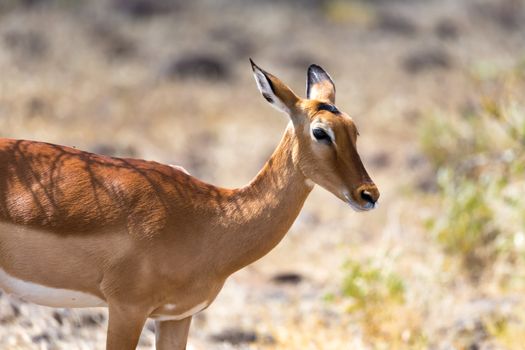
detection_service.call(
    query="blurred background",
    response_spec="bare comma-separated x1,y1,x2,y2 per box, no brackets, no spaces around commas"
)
0,0,524,349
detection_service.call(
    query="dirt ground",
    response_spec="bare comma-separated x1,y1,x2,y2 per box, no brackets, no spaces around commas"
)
0,0,524,349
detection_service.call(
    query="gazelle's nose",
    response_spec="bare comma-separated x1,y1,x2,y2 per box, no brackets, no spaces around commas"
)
356,184,380,209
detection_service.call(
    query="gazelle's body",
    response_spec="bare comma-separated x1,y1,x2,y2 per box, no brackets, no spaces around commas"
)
0,132,309,317
0,61,379,349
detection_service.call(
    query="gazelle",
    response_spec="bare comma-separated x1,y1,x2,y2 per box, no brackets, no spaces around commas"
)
0,60,379,349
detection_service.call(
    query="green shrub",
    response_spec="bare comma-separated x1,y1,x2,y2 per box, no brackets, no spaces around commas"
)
420,59,525,280
342,258,405,311
430,170,500,278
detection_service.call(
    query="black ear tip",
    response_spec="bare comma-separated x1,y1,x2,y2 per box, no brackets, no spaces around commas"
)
308,64,325,73
249,58,257,70
307,64,334,87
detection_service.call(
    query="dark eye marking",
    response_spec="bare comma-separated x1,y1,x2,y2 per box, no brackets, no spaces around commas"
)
312,128,332,143
317,103,340,114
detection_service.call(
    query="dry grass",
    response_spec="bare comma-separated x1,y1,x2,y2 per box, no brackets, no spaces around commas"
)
0,0,525,349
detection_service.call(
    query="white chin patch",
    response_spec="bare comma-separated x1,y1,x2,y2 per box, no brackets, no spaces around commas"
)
343,191,367,212
0,268,107,308
305,179,315,188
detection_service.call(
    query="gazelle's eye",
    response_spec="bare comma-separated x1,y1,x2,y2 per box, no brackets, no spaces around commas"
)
312,128,332,143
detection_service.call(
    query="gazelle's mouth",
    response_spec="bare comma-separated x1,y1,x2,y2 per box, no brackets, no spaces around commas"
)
343,192,376,212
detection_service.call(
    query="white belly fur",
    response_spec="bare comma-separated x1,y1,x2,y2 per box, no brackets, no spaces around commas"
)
0,267,107,308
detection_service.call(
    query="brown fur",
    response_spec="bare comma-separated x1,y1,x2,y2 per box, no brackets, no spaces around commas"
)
0,62,379,350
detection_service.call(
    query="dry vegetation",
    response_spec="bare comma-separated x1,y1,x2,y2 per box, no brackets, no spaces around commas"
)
0,0,525,349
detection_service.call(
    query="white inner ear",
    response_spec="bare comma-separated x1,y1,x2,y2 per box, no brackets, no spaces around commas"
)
307,69,335,102
308,70,323,91
308,84,324,100
253,70,290,114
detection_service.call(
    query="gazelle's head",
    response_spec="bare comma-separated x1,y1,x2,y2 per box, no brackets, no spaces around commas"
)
250,59,379,211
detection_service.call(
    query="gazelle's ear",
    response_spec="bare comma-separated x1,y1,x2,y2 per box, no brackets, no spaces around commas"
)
250,59,300,117
306,64,336,103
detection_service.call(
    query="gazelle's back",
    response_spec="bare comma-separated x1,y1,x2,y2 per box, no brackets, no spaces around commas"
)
0,138,203,237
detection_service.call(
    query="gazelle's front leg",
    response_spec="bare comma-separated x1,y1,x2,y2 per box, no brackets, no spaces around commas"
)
155,317,192,350
106,303,149,350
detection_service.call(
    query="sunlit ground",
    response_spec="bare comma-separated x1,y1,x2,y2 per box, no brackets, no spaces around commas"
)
0,0,524,349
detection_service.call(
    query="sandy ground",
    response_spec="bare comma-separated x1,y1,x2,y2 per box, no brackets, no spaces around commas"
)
0,0,524,349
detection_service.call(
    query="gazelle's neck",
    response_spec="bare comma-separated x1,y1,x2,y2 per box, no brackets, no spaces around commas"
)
214,124,313,276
